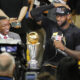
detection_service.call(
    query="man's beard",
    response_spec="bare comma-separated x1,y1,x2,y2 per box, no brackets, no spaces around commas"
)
59,20,67,28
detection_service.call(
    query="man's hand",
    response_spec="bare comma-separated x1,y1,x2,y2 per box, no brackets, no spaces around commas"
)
10,20,21,29
54,40,65,51
9,18,17,23
28,12,32,19
54,3,70,9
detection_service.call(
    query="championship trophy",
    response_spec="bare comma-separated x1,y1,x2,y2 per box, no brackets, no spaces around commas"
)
27,32,39,69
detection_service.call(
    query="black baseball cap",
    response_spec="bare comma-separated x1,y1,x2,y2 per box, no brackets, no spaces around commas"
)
55,6,71,16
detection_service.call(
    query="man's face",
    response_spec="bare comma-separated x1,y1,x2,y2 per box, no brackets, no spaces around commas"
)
0,19,10,35
56,15,67,27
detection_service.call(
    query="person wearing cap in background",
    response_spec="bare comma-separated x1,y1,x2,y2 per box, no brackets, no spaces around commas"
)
30,3,80,75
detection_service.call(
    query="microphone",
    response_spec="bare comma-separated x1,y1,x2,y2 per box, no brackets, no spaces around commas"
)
51,32,63,41
51,32,67,56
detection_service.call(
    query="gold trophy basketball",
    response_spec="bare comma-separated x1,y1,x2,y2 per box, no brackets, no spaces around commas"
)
27,32,39,69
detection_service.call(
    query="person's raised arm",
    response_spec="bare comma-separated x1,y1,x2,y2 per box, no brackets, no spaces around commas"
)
18,0,28,22
30,3,70,19
18,6,28,22
28,0,34,17
30,4,54,18
0,9,9,19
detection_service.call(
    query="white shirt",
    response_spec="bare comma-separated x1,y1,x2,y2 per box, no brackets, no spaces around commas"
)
0,33,9,39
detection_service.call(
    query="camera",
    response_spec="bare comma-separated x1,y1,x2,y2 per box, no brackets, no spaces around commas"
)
0,40,26,80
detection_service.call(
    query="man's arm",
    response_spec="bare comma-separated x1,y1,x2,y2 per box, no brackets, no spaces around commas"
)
64,47,80,60
0,9,9,19
30,4,54,19
18,0,28,21
30,3,70,22
18,6,28,22
54,40,80,60
28,0,34,14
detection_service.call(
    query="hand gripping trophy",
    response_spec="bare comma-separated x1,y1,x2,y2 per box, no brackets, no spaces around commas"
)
27,32,40,69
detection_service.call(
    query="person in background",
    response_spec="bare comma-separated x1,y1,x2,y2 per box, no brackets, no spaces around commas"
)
67,0,80,28
27,0,34,18
56,56,80,80
0,0,28,44
0,52,15,79
0,16,21,41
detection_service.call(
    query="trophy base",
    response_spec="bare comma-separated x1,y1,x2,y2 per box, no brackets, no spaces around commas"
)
28,60,39,70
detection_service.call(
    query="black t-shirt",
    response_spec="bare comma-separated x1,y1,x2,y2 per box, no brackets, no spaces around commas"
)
41,17,80,65
0,0,28,17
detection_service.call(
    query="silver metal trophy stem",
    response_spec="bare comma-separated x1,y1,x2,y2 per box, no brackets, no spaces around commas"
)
28,43,39,69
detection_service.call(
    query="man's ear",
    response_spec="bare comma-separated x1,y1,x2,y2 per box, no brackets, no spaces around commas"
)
67,14,72,23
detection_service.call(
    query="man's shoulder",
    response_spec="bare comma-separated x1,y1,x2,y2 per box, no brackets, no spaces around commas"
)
70,24,80,32
8,32,21,40
69,24,80,39
9,32,19,36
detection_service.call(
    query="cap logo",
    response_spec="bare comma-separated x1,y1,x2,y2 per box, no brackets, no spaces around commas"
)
56,7,65,14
